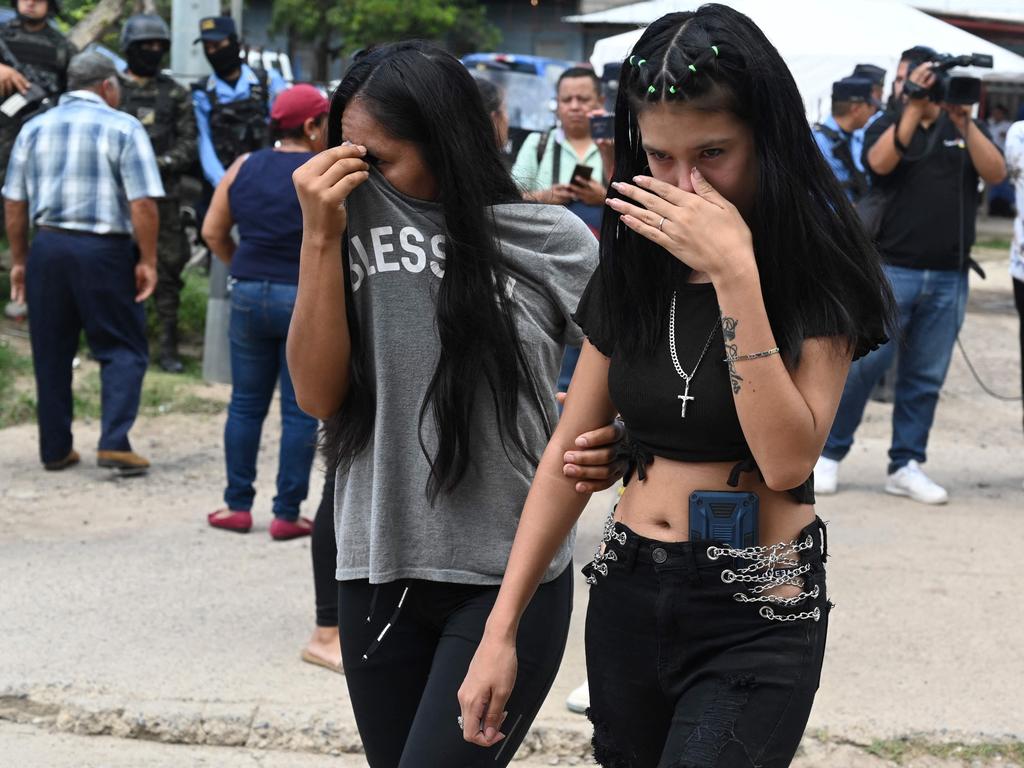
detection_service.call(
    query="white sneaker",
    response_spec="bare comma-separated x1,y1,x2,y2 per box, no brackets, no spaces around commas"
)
885,460,948,505
814,456,840,495
566,679,589,714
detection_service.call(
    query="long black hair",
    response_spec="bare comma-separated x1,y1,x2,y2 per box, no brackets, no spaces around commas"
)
599,5,893,363
321,41,548,500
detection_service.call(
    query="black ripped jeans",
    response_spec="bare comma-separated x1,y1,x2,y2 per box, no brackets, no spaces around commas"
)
582,518,830,768
338,564,573,768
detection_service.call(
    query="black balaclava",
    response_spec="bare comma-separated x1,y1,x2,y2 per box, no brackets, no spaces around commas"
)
126,44,165,78
206,38,242,80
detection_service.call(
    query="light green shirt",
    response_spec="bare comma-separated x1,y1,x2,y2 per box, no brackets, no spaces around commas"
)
511,129,604,192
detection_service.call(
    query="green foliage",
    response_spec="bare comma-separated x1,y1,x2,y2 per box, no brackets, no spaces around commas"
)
60,0,174,53
271,0,500,75
0,338,36,428
144,268,209,342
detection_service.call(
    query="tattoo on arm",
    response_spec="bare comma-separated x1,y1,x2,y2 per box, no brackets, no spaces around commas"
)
720,312,743,394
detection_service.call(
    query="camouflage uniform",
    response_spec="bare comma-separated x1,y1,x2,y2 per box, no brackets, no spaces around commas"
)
0,17,73,232
119,73,197,358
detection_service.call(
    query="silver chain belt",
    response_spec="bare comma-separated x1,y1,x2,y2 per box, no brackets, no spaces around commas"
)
586,512,823,623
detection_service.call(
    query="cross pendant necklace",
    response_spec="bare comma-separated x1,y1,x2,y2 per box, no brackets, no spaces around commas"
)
668,291,721,419
678,378,695,418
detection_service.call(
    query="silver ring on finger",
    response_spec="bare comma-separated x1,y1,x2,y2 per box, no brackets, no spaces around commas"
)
657,216,666,232
457,715,464,731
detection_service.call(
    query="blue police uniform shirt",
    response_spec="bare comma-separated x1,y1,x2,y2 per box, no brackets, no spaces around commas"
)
192,63,287,188
812,115,857,200
850,109,884,173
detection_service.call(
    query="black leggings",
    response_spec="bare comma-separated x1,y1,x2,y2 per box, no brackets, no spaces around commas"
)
583,518,829,768
312,472,338,627
338,566,573,768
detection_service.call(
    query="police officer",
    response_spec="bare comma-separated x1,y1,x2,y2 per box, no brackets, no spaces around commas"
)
812,77,878,202
119,13,198,373
0,0,74,233
850,63,887,173
192,16,285,191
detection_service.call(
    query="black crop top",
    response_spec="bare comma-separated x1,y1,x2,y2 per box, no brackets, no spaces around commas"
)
573,270,821,504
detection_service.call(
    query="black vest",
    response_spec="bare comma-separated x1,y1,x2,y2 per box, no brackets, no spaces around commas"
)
119,75,178,156
0,19,70,100
202,68,269,168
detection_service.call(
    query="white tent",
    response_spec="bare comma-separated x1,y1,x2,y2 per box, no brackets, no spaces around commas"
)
576,0,1024,121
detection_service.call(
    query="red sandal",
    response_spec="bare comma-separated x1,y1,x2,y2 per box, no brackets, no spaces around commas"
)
207,508,253,533
269,516,313,541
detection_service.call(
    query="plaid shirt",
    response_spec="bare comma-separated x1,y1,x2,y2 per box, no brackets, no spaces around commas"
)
2,90,165,235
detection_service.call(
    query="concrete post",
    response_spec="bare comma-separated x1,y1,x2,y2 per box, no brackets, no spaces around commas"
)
170,0,218,81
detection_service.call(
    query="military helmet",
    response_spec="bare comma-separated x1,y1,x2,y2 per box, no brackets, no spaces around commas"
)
120,13,171,50
10,0,61,16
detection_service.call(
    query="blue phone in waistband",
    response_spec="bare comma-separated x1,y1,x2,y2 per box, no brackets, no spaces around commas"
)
689,490,759,549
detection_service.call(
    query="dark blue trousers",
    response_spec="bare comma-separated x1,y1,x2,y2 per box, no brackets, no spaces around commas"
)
26,229,148,464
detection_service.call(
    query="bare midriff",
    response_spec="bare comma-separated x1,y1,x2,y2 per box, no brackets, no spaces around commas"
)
615,456,815,547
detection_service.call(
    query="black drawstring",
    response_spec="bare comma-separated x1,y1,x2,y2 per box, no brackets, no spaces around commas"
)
618,439,653,485
366,586,380,623
363,585,409,660
727,457,760,488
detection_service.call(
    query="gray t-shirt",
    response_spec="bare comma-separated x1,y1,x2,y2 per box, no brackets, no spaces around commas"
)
334,169,598,585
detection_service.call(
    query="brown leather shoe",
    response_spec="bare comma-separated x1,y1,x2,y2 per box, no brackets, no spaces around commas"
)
43,449,80,471
97,450,150,476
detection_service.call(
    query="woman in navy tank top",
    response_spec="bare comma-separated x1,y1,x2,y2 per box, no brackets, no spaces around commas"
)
202,84,328,541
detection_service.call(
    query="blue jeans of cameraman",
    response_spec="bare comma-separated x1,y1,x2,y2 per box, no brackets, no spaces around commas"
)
224,279,317,520
823,265,968,474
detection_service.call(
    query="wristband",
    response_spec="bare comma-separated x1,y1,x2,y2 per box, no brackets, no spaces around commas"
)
893,132,908,155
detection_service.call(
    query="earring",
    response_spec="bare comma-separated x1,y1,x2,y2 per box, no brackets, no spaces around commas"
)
309,133,318,141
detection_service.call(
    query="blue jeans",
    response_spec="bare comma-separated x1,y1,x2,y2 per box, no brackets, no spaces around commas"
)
557,345,581,395
823,265,968,474
25,230,148,464
224,279,317,520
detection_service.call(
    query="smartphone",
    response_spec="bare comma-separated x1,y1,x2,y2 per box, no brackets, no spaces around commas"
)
689,491,759,551
570,163,593,187
589,113,615,139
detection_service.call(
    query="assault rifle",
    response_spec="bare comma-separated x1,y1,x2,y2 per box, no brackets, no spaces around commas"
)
0,35,54,120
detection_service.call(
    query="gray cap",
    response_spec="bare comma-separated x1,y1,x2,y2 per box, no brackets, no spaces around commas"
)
67,51,120,91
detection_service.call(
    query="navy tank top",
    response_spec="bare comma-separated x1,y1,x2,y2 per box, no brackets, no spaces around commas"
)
228,148,311,285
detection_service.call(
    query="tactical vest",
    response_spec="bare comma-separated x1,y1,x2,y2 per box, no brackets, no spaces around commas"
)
204,68,269,168
0,20,70,101
120,75,178,156
814,123,869,202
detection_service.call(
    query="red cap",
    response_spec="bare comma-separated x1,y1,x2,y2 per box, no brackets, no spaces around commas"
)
270,84,329,130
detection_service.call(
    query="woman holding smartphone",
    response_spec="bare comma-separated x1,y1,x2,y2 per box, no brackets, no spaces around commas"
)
459,6,893,767
287,41,622,767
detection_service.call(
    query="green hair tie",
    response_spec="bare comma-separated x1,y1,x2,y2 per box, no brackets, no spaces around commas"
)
688,64,698,73
637,59,647,66
629,55,636,65
669,85,677,94
711,45,719,56
647,85,657,94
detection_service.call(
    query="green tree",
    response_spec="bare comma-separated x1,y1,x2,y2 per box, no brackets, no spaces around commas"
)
271,0,500,82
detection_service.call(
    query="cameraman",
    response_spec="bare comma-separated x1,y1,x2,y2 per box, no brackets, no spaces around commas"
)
815,46,1006,504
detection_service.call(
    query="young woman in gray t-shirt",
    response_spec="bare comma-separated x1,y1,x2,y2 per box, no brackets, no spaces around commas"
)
287,42,620,767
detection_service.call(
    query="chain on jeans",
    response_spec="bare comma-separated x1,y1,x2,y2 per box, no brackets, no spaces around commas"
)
586,509,822,623
585,508,624,585
708,535,822,622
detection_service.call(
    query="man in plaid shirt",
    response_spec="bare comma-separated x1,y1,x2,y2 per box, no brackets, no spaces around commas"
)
4,51,165,475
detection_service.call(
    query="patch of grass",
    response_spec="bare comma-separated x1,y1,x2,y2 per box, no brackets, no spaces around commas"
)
0,338,36,428
144,268,209,342
864,737,1024,764
975,237,1012,251
0,340,222,429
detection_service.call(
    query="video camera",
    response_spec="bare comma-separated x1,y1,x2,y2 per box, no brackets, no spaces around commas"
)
903,48,993,105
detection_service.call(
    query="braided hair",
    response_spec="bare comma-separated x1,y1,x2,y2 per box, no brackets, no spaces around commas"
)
598,4,893,364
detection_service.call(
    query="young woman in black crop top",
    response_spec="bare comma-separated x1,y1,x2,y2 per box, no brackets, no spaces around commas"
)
460,6,893,767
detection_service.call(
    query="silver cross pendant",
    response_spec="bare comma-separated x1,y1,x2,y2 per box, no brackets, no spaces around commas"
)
678,378,695,418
